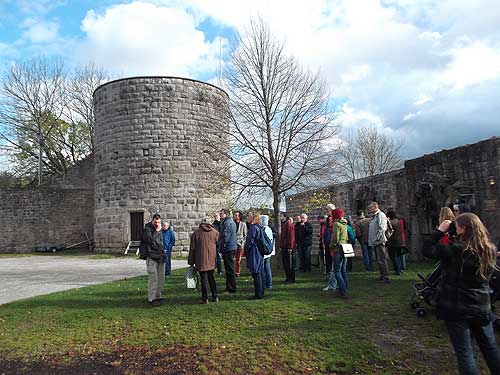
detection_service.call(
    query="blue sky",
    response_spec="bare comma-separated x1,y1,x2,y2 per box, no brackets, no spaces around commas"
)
1,0,500,160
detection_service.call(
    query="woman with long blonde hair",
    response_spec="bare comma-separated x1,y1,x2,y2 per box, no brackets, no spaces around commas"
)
438,207,455,224
423,213,500,374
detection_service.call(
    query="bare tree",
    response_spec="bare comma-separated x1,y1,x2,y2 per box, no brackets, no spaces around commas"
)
0,57,66,185
66,62,110,151
338,125,403,180
0,59,108,185
204,18,339,233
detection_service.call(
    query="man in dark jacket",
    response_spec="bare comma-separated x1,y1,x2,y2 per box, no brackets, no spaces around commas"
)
219,208,238,293
280,212,296,284
139,213,165,307
297,214,314,272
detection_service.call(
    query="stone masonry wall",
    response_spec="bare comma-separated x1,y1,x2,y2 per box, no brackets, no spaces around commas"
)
0,156,94,253
93,77,230,253
287,137,500,259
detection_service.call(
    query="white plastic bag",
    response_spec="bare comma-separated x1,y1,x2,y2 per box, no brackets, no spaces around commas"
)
185,266,198,289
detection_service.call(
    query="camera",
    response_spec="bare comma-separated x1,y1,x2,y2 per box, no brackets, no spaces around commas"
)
448,221,457,237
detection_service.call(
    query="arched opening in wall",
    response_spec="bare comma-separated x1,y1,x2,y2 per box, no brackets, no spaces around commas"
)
130,212,144,241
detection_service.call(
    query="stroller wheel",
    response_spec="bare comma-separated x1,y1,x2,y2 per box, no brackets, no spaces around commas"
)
410,301,419,310
416,308,426,317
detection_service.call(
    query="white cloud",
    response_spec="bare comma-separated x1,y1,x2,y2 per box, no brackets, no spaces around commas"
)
69,0,500,158
76,1,221,77
440,41,500,90
21,18,59,43
403,111,420,121
414,95,432,106
15,0,67,15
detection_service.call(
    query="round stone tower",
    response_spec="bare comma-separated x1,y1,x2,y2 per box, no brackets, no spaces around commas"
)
93,76,230,253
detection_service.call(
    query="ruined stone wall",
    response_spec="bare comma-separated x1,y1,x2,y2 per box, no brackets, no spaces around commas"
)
287,137,500,258
0,156,94,253
286,169,407,254
93,77,230,253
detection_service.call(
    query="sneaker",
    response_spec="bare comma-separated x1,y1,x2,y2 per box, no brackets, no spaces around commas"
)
322,286,333,291
199,299,209,304
212,297,220,303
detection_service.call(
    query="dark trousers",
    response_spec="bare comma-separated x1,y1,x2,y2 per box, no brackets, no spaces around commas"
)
325,246,333,276
222,252,237,292
199,270,217,301
298,244,312,272
445,319,500,375
281,249,296,283
216,251,222,273
252,264,265,299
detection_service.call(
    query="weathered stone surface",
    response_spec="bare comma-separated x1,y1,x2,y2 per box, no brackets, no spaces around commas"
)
287,137,500,258
93,77,230,253
0,156,95,253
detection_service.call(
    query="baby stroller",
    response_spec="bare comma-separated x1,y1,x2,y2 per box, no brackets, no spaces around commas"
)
489,259,500,330
410,260,500,322
410,263,441,317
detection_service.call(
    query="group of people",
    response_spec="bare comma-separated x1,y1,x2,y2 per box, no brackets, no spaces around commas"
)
187,209,275,303
138,202,500,374
278,201,405,298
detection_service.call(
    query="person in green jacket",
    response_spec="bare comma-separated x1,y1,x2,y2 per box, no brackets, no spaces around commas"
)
330,208,349,297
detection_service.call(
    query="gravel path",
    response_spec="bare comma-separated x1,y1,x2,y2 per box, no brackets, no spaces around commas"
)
0,256,187,305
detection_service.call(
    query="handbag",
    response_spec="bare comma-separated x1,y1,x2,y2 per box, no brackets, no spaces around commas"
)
340,243,355,258
184,266,198,289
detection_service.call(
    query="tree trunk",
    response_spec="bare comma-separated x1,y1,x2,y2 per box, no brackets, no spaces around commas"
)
272,189,281,269
38,133,42,186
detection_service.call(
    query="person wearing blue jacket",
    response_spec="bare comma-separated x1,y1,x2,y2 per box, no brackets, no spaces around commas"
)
245,211,266,299
219,209,238,293
161,222,176,276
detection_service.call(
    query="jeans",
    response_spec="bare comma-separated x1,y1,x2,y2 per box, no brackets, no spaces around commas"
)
388,246,402,274
164,249,172,276
333,251,348,295
361,243,373,271
326,251,338,290
199,270,217,301
264,257,272,288
281,249,296,283
445,319,500,375
222,252,237,292
401,254,407,270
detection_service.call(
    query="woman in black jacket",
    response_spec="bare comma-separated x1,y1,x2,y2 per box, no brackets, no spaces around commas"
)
423,213,500,375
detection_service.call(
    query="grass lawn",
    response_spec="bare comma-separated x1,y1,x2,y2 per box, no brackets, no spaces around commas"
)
0,259,497,374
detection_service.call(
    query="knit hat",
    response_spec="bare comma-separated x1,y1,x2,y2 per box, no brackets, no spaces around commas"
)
332,208,344,220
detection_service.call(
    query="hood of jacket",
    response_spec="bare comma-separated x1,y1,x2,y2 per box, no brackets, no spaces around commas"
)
199,223,215,232
335,218,347,226
261,215,269,227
